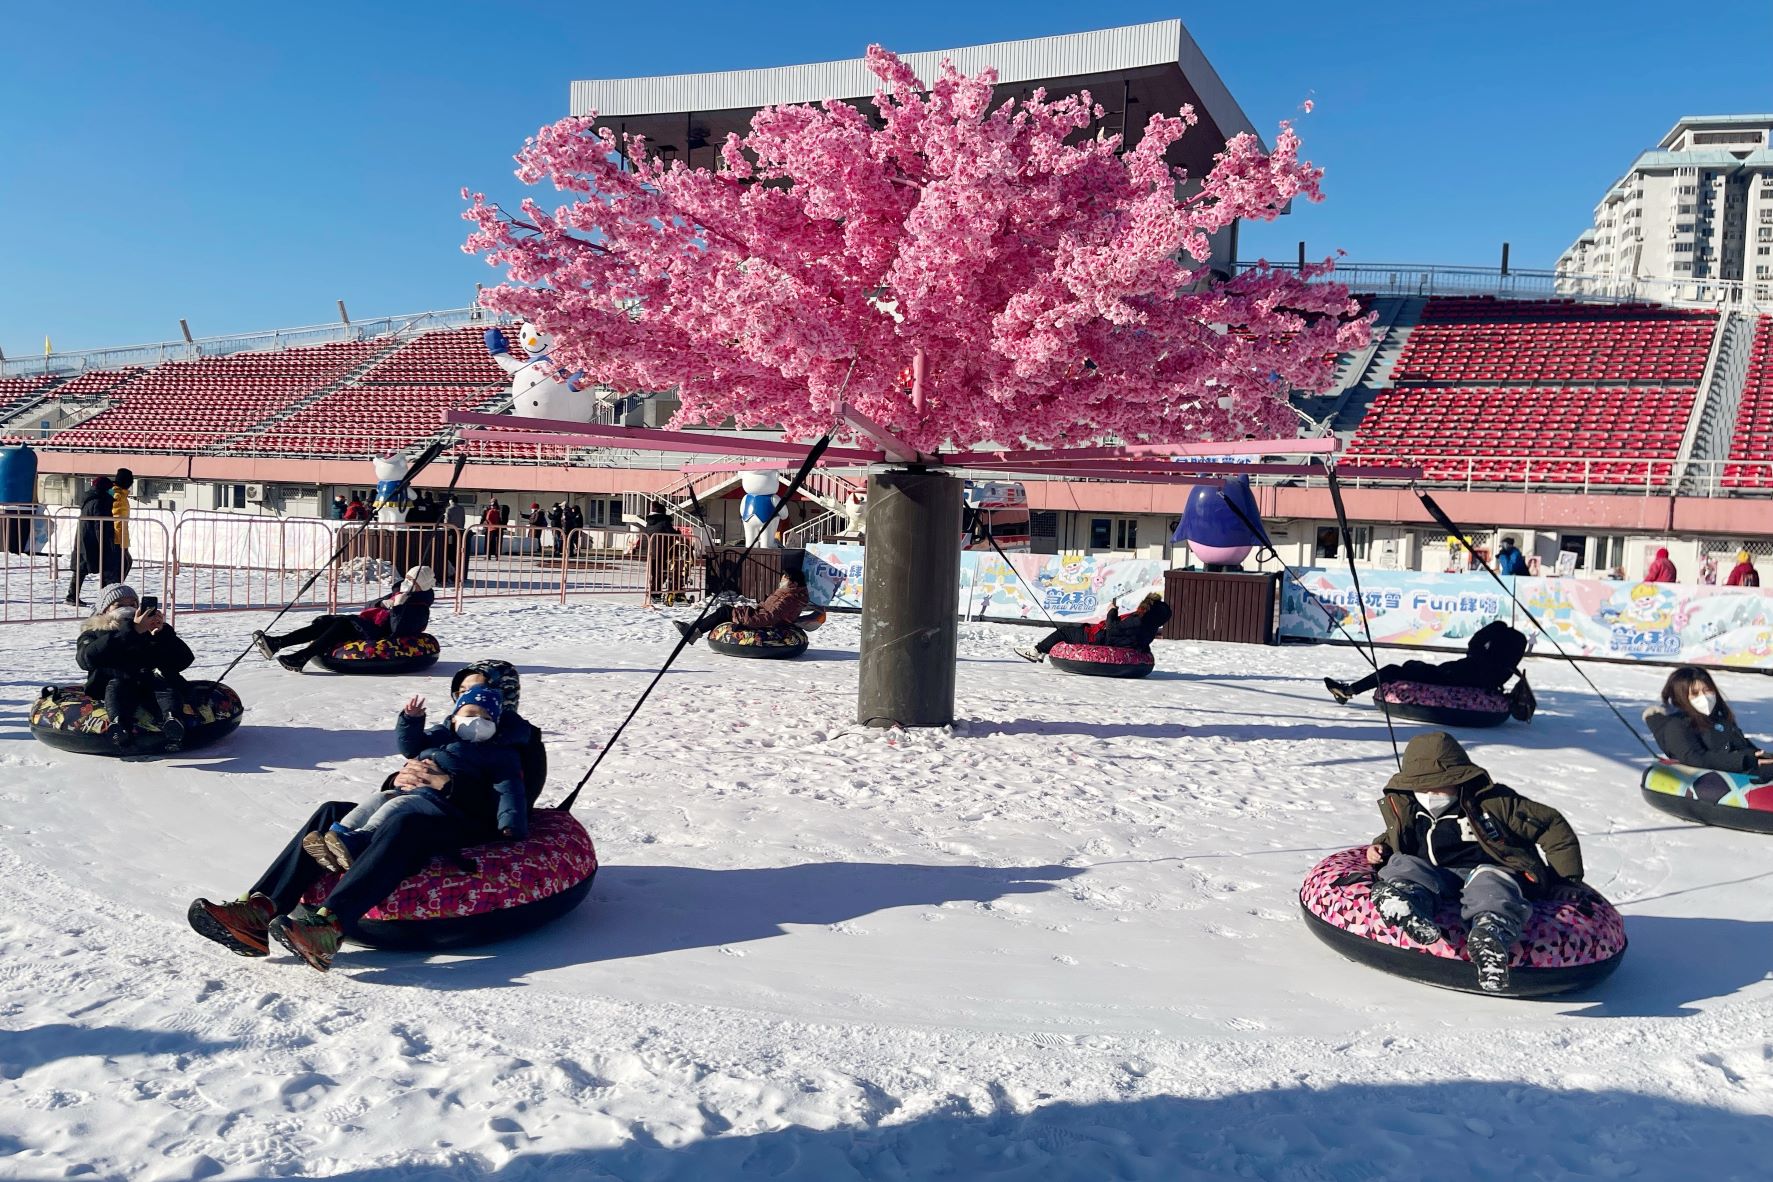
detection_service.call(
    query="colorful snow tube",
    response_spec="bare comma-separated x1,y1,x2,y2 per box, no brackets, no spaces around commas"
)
1640,760,1773,834
706,621,808,659
1047,642,1155,679
29,680,244,756
1299,848,1626,997
1374,681,1511,728
305,809,597,949
314,632,440,675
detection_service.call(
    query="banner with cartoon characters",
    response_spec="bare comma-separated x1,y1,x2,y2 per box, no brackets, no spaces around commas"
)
1280,568,1773,669
805,544,1166,622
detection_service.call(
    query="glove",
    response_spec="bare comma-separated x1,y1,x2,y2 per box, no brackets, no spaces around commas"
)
485,328,510,355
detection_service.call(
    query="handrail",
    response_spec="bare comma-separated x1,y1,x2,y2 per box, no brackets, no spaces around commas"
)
1237,260,1773,314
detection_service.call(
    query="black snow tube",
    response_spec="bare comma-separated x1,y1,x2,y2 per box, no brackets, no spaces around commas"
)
1298,849,1627,998
706,621,809,660
308,810,599,950
29,680,244,756
1639,761,1773,835
1046,642,1155,679
1372,681,1511,728
313,633,440,675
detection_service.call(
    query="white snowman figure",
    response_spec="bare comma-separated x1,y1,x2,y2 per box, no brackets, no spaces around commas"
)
739,470,787,548
371,453,411,523
485,322,599,421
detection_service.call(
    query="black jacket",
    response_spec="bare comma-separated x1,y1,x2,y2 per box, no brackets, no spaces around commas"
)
1646,704,1762,774
353,587,434,641
75,614,194,696
75,477,123,572
1097,601,1173,650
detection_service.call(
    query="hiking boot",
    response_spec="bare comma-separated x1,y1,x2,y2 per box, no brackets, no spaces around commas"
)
270,904,343,973
1324,677,1354,705
64,595,85,608
253,631,278,661
323,827,367,871
187,893,277,957
674,621,699,646
277,653,309,674
1369,879,1443,946
1014,647,1045,664
301,831,343,873
159,715,186,751
1466,915,1514,993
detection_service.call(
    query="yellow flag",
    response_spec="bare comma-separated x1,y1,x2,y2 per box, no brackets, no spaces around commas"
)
43,335,52,357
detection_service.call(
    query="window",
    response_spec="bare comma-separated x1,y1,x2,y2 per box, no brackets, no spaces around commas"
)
1090,518,1111,549
1116,519,1138,550
229,484,247,509
1673,242,1694,253
1315,526,1341,560
1759,246,1772,256
1674,223,1695,234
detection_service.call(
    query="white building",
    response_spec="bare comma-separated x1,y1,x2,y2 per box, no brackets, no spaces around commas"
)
1557,115,1773,303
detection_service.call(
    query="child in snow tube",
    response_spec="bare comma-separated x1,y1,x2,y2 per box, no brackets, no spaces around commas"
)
254,565,437,674
1016,594,1171,678
1640,669,1773,832
68,583,201,751
1302,731,1620,996
1326,620,1533,725
187,664,589,968
678,555,813,658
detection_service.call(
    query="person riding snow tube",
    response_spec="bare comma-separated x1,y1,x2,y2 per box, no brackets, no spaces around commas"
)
31,679,244,756
257,566,438,675
315,632,441,675
1326,622,1533,727
706,620,809,659
1021,595,1171,678
680,557,814,659
1299,847,1627,997
1373,681,1517,728
1641,674,1773,832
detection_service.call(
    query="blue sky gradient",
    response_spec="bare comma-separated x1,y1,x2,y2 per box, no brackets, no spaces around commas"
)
3,0,1769,356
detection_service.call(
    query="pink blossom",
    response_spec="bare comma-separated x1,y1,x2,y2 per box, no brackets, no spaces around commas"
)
464,47,1369,452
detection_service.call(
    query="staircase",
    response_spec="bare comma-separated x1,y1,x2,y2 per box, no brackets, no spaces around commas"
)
1328,296,1426,439
203,339,408,454
623,467,867,534
1677,310,1755,495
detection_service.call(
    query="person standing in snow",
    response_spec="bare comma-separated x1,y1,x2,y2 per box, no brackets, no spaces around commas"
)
1645,547,1678,583
1365,732,1590,993
65,469,133,606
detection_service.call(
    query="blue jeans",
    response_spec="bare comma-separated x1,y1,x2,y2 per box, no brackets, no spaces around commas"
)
339,787,455,833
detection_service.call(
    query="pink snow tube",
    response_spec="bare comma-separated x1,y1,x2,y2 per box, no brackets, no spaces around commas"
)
1299,848,1626,997
1047,642,1155,679
305,810,597,949
1374,681,1512,728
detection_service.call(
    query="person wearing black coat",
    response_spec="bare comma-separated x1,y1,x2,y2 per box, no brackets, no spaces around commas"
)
1326,620,1528,703
75,583,194,749
1017,593,1173,661
253,565,436,672
1646,666,1772,777
66,471,133,605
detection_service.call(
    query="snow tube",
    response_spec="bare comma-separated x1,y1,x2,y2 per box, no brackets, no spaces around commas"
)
1640,761,1773,834
1373,681,1511,728
306,810,597,950
29,680,244,756
1299,848,1626,997
1047,642,1155,679
314,632,440,675
706,621,808,659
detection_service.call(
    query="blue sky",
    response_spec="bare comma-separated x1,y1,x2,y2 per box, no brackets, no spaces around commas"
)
3,1,1769,357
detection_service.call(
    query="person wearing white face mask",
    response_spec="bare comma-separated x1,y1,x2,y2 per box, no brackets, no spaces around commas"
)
1647,666,1773,777
75,582,195,750
299,684,532,873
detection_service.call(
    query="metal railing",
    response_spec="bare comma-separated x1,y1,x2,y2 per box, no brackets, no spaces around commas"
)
0,512,173,625
1237,261,1773,314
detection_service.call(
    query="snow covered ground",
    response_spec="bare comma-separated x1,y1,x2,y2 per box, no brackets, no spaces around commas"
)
2,601,1772,1179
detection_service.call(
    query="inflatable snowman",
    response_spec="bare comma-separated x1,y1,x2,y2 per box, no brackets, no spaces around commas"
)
485,323,599,422
371,453,411,523
739,471,787,548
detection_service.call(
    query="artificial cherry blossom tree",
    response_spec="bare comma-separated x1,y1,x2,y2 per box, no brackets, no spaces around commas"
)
464,46,1369,455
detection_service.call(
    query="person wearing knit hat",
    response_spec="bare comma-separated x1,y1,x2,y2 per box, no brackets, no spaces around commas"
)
254,565,437,672
1726,550,1760,588
1364,732,1588,993
75,582,195,750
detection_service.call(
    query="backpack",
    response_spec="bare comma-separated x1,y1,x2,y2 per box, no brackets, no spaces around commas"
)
1509,673,1537,722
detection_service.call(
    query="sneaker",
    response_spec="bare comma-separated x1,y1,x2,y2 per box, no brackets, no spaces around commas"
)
1014,647,1045,664
187,893,277,958
269,904,344,973
159,716,186,751
1324,677,1354,705
253,631,278,661
323,827,368,871
1370,879,1443,946
276,653,308,674
674,621,698,645
1465,915,1514,993
301,831,343,873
